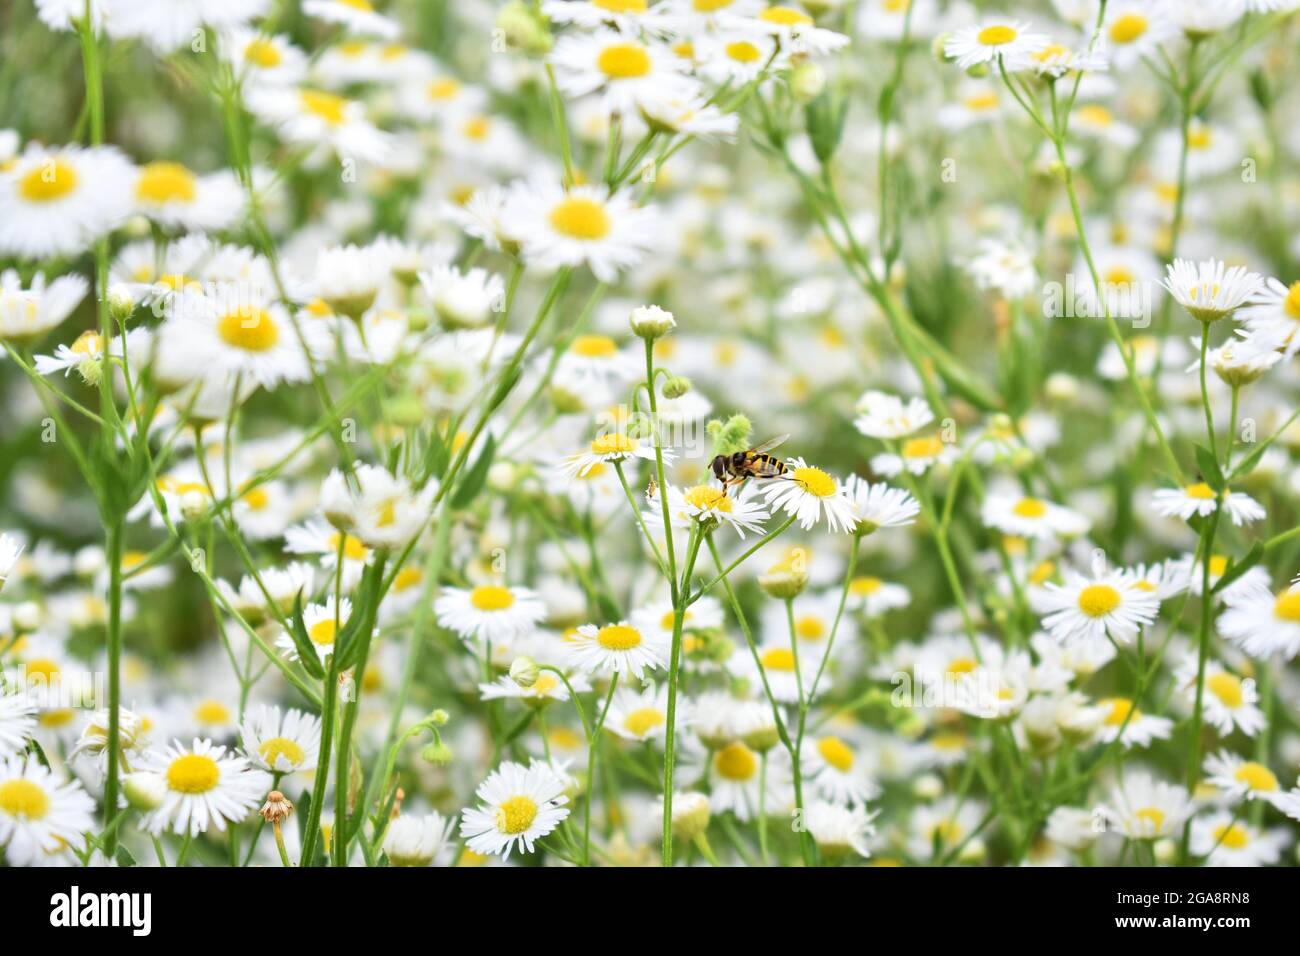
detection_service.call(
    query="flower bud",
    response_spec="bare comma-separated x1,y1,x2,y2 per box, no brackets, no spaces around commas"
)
122,772,166,811
629,305,676,340
497,0,553,56
670,792,711,841
790,62,827,103
12,601,42,632
661,374,691,399
421,741,453,766
510,656,540,688
912,773,943,801
759,558,809,599
180,489,209,523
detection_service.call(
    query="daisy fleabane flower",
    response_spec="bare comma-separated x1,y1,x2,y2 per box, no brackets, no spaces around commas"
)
302,0,400,38
1161,258,1263,324
1190,812,1288,867
853,390,934,439
0,756,96,866
0,270,89,344
842,475,919,535
0,532,24,592
240,704,321,775
1217,577,1300,660
549,30,693,116
1237,276,1300,358
561,431,669,478
1151,482,1265,526
647,482,770,538
944,20,1050,71
0,687,38,757
0,144,134,260
1175,659,1264,737
1103,772,1192,840
509,181,658,283
434,583,548,646
136,738,271,836
762,457,856,533
742,6,850,56
1036,569,1160,645
460,760,570,858
383,812,456,867
567,621,669,679
1202,751,1287,807
981,492,1090,540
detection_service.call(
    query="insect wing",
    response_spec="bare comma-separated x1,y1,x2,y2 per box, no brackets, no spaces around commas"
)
748,434,790,455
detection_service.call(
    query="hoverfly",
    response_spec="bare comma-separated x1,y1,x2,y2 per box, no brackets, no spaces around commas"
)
710,434,790,496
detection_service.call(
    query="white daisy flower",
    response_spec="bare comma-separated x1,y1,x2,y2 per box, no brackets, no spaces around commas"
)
1175,659,1265,737
843,475,919,535
560,432,669,479
761,457,856,533
981,493,1090,540
277,597,354,665
383,812,456,867
907,797,986,860
32,330,105,382
965,237,1038,299
1094,697,1173,749
479,669,591,706
460,760,570,857
1237,277,1300,358
302,0,400,38
0,532,25,592
0,269,89,345
740,6,850,56
1103,772,1192,840
245,86,391,163
1217,579,1300,660
1161,258,1263,324
160,282,328,390
646,482,770,539
508,181,658,283
0,688,37,757
731,642,819,704
0,756,95,866
566,621,668,680
418,265,504,330
1203,751,1288,808
805,799,878,860
543,0,675,33
1171,0,1245,36
845,575,910,617
136,738,271,836
434,584,548,647
805,733,880,806
1190,812,1288,867
604,683,682,744
1030,41,1110,78
707,740,779,821
1193,335,1283,386
223,29,309,86
695,29,781,84
285,520,373,590
131,161,244,232
318,465,433,550
870,432,959,476
550,31,693,115
1151,482,1264,526
637,87,741,140
944,20,1049,71
1036,569,1160,645
1101,1,1179,69
240,704,321,775
853,390,934,439
105,0,270,54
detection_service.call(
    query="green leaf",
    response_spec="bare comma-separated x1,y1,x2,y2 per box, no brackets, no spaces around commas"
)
423,428,449,482
451,434,496,510
1194,445,1225,492
287,590,325,680
1211,542,1265,595
114,844,137,868
1228,440,1269,482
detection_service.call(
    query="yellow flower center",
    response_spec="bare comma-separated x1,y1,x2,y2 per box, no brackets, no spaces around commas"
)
850,576,882,595
684,485,733,512
1077,105,1113,126
1274,590,1300,623
817,735,854,771
193,700,231,724
469,585,515,611
694,0,735,10
1208,554,1228,577
242,487,269,510
902,435,944,459
328,532,369,561
309,619,338,646
495,795,538,835
427,77,460,100
1213,823,1249,850
596,42,652,79
726,41,761,63
1184,482,1216,500
393,567,422,592
1104,266,1135,285
795,615,825,641
0,779,50,819
1207,672,1243,709
71,330,102,355
963,92,999,111
1109,13,1148,44
461,116,491,140
24,658,60,683
259,737,306,767
1282,281,1300,319
1233,762,1278,792
340,0,375,11
589,432,635,456
549,196,611,240
1029,561,1056,585
300,89,349,126
136,161,197,205
571,334,617,357
760,647,795,671
929,819,963,845
20,159,79,203
946,657,978,676
594,0,647,10
977,25,1018,46
1188,126,1212,150
760,6,812,26
624,707,665,736
714,741,757,780
596,624,641,650
1077,584,1121,618
1012,497,1047,518
1102,697,1138,726
167,754,221,794
217,308,280,352
791,466,836,498
1134,807,1165,833
244,38,282,68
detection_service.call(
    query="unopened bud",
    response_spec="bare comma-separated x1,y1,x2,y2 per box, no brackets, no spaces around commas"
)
13,601,42,632
629,305,676,340
510,656,540,688
670,792,711,841
759,559,808,599
791,62,826,103
422,741,453,766
122,772,166,811
661,375,691,399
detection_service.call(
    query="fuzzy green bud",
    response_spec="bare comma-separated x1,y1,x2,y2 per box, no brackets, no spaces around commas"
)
705,414,753,457
497,1,553,56
661,374,691,399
